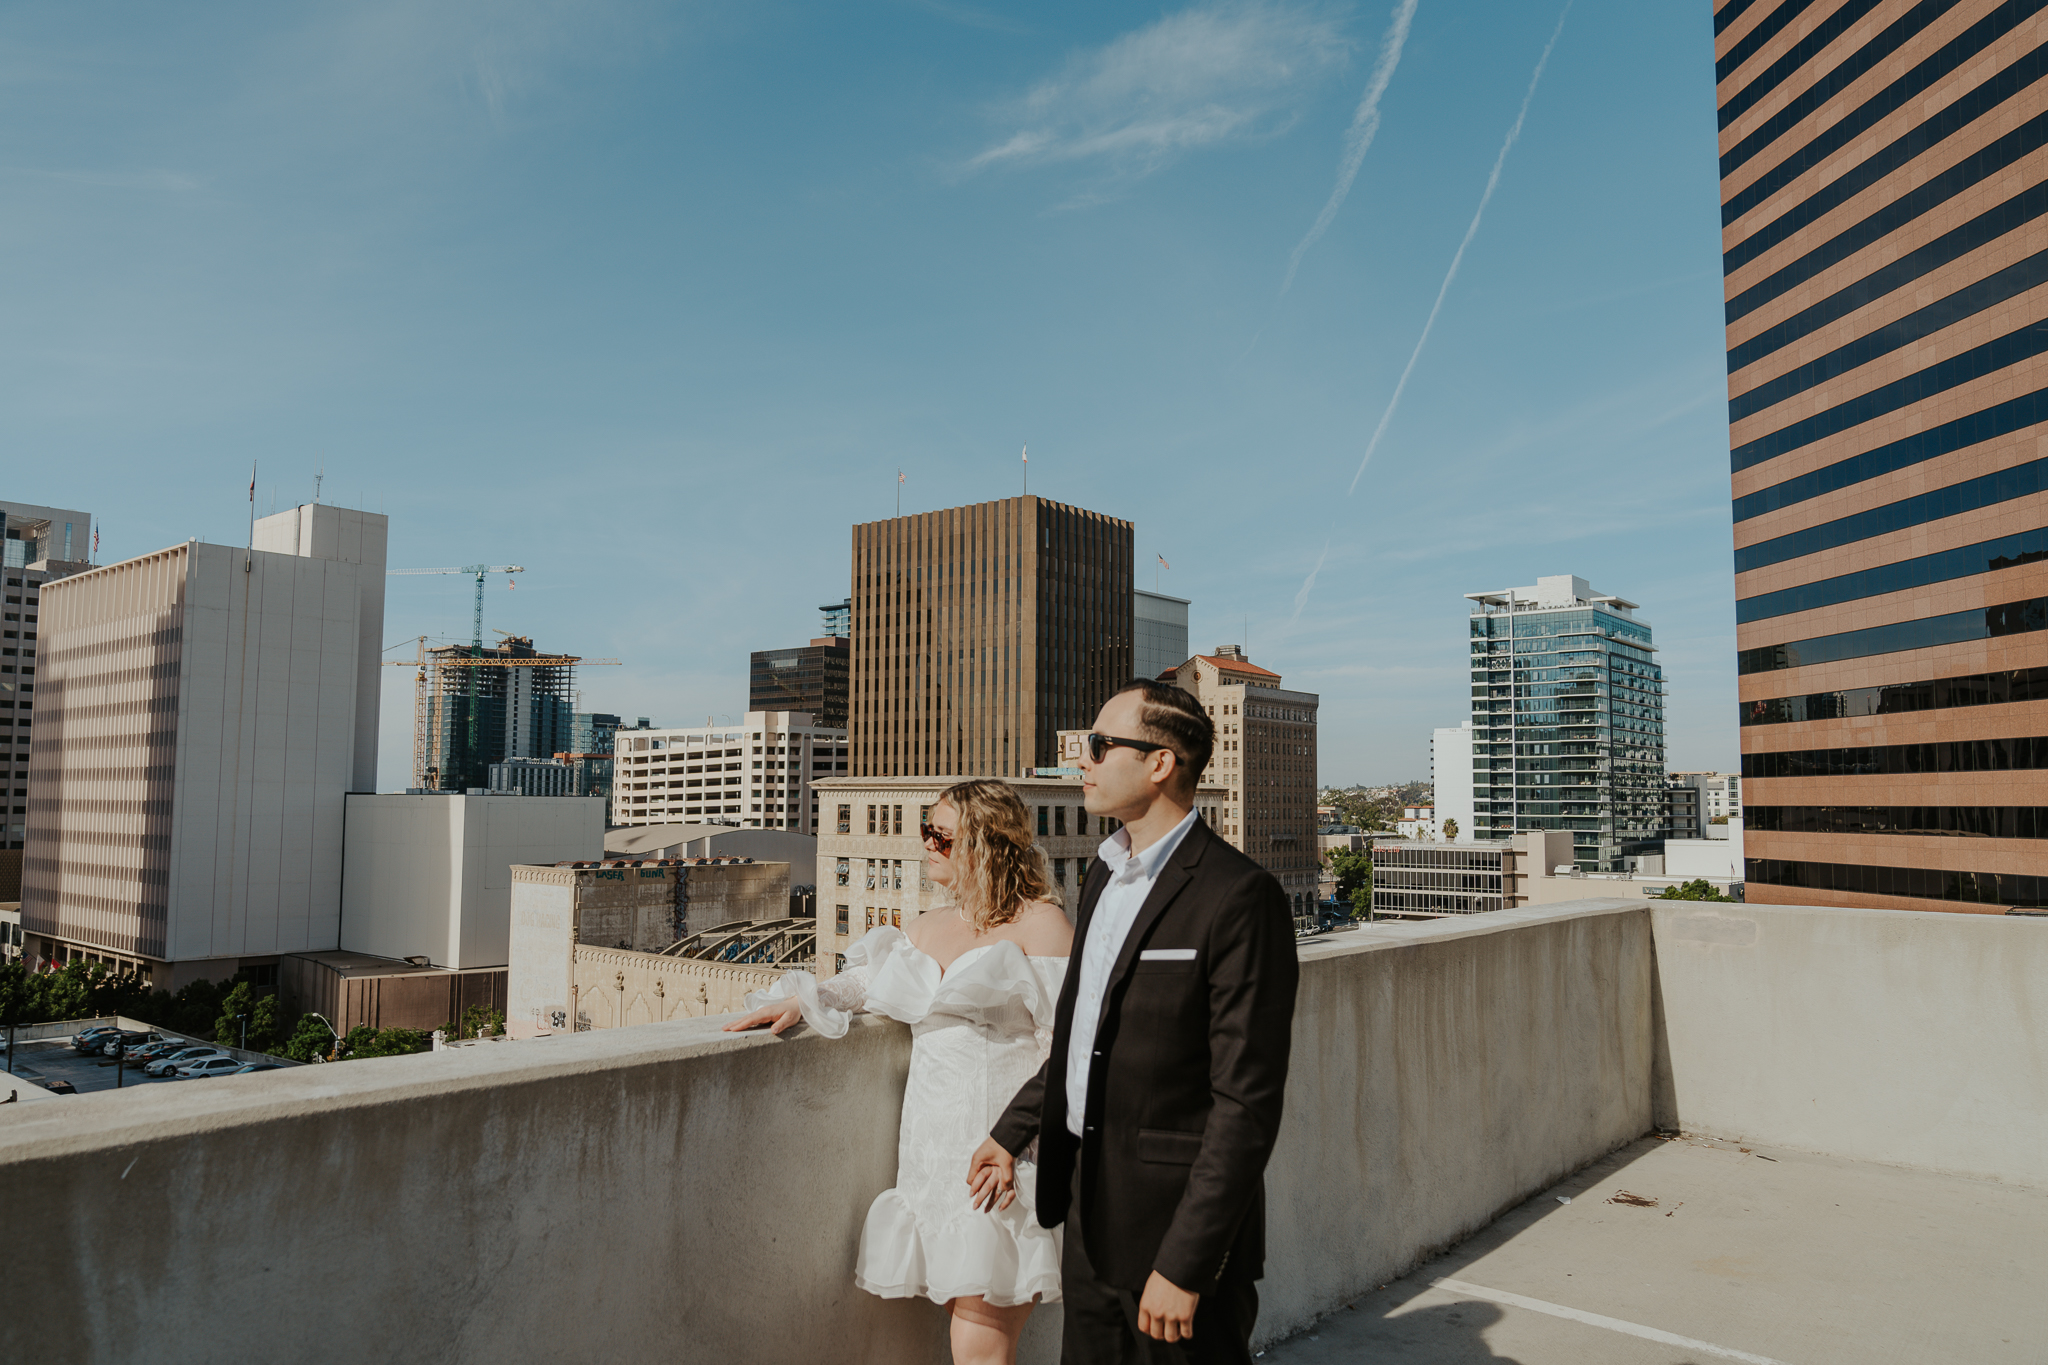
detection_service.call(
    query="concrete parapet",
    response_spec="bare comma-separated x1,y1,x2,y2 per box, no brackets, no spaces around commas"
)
3,900,2035,1362
1650,902,2048,1188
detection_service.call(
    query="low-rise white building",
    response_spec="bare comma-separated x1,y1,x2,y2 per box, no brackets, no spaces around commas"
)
1672,771,1742,823
610,710,848,833
340,792,604,970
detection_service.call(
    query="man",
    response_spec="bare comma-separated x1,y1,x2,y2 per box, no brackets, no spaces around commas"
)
969,678,1298,1363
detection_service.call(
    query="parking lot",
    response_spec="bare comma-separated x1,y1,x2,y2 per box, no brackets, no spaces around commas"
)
4,1034,223,1097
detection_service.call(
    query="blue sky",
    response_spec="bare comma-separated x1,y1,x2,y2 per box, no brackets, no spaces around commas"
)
2,0,1732,787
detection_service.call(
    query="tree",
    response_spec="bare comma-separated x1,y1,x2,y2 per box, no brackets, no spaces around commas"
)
1657,878,1735,903
1442,818,1459,842
443,1004,505,1041
214,981,258,1049
339,1025,432,1060
283,1014,340,1063
1325,847,1374,921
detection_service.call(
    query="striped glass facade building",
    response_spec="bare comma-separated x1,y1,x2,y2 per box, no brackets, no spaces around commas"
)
1467,576,1667,872
1719,0,2048,911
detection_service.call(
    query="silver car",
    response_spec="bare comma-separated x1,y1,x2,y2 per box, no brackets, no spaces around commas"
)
171,1056,244,1079
144,1047,225,1077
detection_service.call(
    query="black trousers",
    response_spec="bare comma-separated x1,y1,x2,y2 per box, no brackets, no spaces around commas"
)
1058,1164,1259,1365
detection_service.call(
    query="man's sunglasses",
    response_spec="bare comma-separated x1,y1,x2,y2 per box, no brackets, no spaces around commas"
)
1085,732,1171,764
920,823,955,855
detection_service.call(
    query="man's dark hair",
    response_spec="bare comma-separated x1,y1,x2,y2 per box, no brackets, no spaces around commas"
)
1114,678,1214,793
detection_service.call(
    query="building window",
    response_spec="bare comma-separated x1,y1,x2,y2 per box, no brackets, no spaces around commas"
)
1054,858,1067,885
1055,806,1067,836
1038,805,1048,835
835,859,849,886
893,804,904,835
835,905,849,934
838,804,851,834
865,909,875,928
892,859,903,890
868,804,877,834
865,861,876,890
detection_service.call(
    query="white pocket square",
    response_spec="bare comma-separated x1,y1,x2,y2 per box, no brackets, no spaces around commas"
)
1139,948,1196,961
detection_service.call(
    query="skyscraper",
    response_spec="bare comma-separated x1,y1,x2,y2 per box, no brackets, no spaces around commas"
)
421,636,574,792
23,504,386,988
1133,588,1191,681
1466,576,1666,871
1718,0,2048,911
751,637,850,729
850,496,1133,777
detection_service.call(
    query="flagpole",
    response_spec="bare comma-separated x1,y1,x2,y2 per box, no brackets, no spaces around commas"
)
1021,446,1027,497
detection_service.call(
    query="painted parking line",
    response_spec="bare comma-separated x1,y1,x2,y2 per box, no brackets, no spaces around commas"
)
1430,1277,1791,1365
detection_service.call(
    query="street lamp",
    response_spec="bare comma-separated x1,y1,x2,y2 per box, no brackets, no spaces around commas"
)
302,1012,344,1062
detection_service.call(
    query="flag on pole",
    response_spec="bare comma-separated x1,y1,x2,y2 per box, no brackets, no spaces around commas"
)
898,470,905,483
1157,554,1170,570
1021,446,1027,463
248,473,255,502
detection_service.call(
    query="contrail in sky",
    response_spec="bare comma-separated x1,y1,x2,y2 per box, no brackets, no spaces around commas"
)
1282,0,1418,296
1344,1,1571,496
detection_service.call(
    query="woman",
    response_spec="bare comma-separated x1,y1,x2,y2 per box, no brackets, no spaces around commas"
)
725,780,1072,1365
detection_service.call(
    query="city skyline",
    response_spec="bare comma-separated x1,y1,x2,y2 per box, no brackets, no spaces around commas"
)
1,2,1734,790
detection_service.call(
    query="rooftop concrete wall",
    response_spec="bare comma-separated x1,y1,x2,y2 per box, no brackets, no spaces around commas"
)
1650,903,2048,1188
0,899,1653,1365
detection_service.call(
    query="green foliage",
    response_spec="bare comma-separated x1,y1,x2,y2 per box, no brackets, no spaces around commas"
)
1323,847,1374,922
0,959,160,1028
1707,814,1729,825
1442,818,1459,841
443,1004,505,1041
1656,878,1735,903
338,1025,432,1060
283,1014,340,1063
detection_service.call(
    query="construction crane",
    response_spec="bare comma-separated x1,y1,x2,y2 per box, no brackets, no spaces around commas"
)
388,566,525,789
384,637,621,791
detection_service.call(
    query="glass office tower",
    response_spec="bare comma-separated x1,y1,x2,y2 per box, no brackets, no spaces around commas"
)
1467,576,1667,871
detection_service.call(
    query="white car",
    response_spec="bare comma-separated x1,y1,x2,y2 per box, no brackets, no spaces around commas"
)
144,1047,225,1077
171,1056,244,1079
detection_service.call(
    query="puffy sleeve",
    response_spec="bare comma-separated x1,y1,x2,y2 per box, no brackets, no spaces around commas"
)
741,927,910,1039
1029,956,1069,1054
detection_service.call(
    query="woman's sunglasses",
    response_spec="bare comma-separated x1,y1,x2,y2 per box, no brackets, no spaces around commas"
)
1085,732,1171,764
920,823,955,855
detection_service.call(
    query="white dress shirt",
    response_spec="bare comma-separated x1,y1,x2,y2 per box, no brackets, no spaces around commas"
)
1065,807,1200,1137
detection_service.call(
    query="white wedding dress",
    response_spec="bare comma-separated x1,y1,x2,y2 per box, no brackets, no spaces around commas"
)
747,924,1069,1307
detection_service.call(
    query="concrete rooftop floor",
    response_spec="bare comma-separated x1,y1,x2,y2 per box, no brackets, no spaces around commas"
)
1259,1135,2047,1364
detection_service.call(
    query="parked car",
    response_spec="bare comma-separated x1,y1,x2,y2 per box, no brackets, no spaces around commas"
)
126,1040,185,1065
72,1027,122,1053
171,1056,244,1079
144,1047,225,1077
99,1030,160,1056
229,1063,282,1074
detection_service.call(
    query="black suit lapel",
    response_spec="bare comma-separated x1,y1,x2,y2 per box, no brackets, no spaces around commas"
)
1093,819,1211,1035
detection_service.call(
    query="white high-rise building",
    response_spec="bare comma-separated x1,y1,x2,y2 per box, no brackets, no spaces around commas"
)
21,504,386,989
1431,721,1475,841
610,710,849,833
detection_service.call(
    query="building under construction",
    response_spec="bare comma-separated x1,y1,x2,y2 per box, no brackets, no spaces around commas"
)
419,637,576,792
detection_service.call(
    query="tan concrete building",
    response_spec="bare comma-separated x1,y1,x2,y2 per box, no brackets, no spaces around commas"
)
850,496,1133,779
1170,649,1322,919
1719,0,2048,911
505,857,792,1036
811,775,1110,976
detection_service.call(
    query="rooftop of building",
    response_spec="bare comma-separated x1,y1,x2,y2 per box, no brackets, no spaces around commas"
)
4,899,2039,1362
1466,574,1642,616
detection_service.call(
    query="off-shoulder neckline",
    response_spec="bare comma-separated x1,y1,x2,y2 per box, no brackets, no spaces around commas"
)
902,938,1070,980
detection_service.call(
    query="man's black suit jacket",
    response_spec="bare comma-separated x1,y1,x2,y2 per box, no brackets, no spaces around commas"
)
990,816,1298,1294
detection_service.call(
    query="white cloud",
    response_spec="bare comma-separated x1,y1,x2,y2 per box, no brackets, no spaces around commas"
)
971,1,1348,173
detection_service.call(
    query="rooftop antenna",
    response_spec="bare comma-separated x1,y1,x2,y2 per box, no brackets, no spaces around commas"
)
1021,445,1028,497
314,465,324,504
245,461,256,573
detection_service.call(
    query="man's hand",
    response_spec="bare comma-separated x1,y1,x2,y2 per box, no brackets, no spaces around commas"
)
966,1136,1016,1212
1137,1271,1199,1342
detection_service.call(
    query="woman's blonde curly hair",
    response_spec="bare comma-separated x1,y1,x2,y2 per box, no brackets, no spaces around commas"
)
938,779,1059,931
